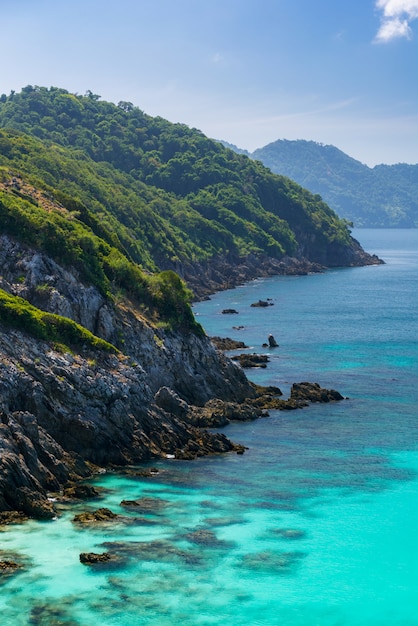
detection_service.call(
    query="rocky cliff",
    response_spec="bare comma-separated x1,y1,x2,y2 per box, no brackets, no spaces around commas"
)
0,234,253,518
0,230,378,519
170,245,381,300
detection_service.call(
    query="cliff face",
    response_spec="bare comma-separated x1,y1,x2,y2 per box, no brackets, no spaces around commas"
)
0,228,382,519
173,243,381,299
0,235,252,518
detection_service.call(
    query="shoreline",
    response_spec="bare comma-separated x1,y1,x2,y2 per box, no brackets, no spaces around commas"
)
0,239,382,521
176,246,383,300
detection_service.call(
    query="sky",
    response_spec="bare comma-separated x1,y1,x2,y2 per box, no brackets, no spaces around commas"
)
1,0,417,166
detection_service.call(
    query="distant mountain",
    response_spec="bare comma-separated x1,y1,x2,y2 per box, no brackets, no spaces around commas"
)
247,140,418,228
219,140,250,157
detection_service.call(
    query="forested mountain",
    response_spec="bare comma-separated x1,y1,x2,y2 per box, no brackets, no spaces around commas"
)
250,139,418,228
0,86,381,517
0,86,377,294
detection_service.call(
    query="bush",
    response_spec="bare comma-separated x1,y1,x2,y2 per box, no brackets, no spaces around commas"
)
0,289,118,353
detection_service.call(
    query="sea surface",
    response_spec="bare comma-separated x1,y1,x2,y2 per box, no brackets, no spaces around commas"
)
1,229,418,626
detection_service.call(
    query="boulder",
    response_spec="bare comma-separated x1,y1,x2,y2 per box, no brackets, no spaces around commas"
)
268,334,279,347
290,382,344,403
79,552,112,565
210,337,248,350
231,354,269,368
63,484,100,500
73,508,118,524
251,300,274,308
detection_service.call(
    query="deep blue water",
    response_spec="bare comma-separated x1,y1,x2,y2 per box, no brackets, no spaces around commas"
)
1,229,418,625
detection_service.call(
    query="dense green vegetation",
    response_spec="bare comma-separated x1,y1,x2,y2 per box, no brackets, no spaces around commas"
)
0,87,360,343
251,139,418,228
0,288,118,353
0,86,353,255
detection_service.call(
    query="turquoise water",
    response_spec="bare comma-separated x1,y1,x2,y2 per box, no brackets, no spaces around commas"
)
1,229,418,625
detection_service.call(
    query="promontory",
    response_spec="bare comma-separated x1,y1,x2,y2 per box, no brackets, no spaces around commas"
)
0,87,381,517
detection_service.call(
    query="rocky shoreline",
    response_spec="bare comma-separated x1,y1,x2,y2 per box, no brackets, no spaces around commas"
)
172,238,383,300
0,233,369,520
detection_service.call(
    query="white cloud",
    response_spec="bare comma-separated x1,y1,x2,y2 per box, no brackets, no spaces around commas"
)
376,16,412,40
375,0,418,42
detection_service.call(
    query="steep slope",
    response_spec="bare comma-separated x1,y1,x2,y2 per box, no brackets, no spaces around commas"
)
0,232,252,518
0,86,379,293
0,87,382,518
251,139,418,228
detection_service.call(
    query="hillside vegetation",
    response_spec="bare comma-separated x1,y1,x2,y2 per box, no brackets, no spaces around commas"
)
251,139,418,228
0,87,381,517
0,87,376,344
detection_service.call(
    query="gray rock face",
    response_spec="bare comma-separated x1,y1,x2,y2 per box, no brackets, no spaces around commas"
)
0,236,254,517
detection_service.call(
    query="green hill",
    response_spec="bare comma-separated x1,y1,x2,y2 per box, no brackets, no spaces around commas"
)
0,87,381,346
251,139,418,228
0,87,381,517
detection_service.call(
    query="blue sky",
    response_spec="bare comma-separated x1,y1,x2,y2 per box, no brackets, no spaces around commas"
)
2,0,417,165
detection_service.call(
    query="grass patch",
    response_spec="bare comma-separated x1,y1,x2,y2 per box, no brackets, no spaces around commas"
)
0,289,118,353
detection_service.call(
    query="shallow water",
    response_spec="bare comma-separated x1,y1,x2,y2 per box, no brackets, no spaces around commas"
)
1,229,418,625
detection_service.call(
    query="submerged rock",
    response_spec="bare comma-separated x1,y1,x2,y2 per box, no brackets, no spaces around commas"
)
184,528,232,547
119,496,167,513
0,550,29,579
0,560,22,571
273,528,306,540
29,602,80,625
0,511,28,525
101,539,204,566
241,550,305,573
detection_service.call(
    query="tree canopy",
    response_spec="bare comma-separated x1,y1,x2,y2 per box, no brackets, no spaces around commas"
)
0,87,362,339
251,139,418,228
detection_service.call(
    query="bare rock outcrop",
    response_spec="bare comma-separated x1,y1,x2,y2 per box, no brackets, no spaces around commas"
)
290,382,344,403
0,236,257,517
0,235,346,519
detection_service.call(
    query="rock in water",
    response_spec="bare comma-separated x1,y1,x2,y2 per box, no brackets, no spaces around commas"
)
79,552,112,565
290,382,344,403
268,334,279,347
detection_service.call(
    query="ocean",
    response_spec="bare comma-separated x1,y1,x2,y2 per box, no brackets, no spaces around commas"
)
1,229,417,625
